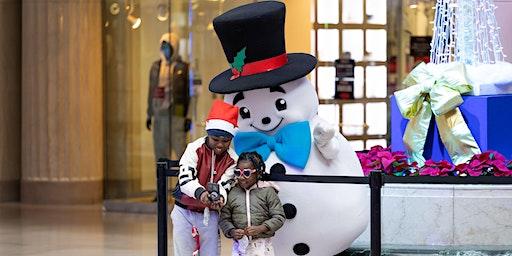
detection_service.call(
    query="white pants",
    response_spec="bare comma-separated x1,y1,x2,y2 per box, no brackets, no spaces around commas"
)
232,237,274,256
171,206,220,256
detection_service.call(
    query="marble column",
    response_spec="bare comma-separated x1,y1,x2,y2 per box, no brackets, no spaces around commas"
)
0,0,21,202
21,0,103,204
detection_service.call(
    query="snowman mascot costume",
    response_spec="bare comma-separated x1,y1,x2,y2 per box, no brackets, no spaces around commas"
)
209,2,368,255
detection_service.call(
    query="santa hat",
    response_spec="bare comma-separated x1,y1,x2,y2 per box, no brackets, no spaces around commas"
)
205,100,239,138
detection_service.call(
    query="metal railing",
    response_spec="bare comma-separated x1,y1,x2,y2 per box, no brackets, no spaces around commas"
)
156,158,512,256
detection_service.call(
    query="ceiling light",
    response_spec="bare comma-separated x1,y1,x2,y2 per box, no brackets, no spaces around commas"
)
110,2,120,15
127,14,141,29
126,0,141,29
409,0,418,8
156,4,169,21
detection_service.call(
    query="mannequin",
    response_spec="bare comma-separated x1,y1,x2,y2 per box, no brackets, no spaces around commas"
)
146,32,190,160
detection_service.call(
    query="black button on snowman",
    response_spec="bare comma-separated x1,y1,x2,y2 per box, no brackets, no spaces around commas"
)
209,2,368,255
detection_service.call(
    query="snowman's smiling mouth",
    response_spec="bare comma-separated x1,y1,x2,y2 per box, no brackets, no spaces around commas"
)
250,118,284,132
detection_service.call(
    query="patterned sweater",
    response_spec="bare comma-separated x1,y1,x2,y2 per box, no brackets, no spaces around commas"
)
175,136,237,211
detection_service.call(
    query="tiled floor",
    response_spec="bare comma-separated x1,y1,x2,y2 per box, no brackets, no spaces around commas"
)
0,203,232,256
4,203,510,256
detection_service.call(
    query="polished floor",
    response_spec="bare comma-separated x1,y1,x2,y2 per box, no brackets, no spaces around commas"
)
0,203,232,256
3,203,510,256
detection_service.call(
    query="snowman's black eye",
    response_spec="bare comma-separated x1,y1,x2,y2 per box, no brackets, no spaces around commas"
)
240,107,251,119
275,98,287,111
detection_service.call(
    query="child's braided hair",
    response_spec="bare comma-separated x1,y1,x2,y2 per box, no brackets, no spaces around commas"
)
237,151,266,179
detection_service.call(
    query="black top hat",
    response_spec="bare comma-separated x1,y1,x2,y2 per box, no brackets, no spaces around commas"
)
209,1,317,94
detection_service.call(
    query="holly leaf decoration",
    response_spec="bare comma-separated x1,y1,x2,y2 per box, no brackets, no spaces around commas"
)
230,47,246,73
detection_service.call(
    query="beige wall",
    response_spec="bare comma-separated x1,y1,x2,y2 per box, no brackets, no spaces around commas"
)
395,0,436,86
405,1,435,37
0,0,21,202
283,0,312,54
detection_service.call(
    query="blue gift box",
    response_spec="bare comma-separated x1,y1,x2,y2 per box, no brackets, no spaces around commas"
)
391,95,512,163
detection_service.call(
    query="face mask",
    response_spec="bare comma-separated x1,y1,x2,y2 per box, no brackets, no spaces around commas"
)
160,42,173,61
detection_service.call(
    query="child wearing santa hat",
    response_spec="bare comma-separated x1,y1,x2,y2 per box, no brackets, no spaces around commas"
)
171,100,239,256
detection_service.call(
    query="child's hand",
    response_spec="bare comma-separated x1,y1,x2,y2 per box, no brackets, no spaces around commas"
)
244,225,269,236
209,197,225,210
230,229,245,240
199,191,211,206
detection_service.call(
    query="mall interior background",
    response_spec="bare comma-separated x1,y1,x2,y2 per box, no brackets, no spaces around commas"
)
0,0,511,204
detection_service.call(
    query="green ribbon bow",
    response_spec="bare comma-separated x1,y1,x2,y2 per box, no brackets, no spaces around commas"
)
394,62,481,166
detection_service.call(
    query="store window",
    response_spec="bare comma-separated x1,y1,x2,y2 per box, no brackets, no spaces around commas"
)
312,0,388,151
102,0,253,200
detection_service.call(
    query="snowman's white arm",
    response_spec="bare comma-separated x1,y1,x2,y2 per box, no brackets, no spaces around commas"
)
315,132,343,159
313,119,341,160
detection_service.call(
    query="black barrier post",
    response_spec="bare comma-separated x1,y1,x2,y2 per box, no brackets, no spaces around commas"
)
369,171,383,256
157,160,168,256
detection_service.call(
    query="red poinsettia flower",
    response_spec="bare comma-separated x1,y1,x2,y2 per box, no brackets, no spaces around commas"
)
492,161,511,176
464,151,512,176
419,159,455,176
357,146,418,176
357,148,512,177
454,163,470,176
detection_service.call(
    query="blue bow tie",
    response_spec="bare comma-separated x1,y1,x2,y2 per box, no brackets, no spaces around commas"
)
234,121,311,169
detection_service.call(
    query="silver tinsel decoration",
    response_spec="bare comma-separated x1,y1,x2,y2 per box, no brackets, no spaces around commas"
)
430,0,505,64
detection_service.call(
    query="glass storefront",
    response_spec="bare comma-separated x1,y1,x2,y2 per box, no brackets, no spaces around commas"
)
74,0,512,253
102,0,254,200
101,0,436,200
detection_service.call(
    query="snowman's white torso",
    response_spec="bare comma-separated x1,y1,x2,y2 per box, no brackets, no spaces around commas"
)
225,77,369,255
265,115,368,255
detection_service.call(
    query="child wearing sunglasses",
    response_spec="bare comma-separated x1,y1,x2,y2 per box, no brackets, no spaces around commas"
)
219,152,285,256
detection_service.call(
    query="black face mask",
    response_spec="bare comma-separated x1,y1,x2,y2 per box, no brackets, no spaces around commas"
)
160,41,174,60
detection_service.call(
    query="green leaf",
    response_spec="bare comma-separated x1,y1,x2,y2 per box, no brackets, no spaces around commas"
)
230,47,246,72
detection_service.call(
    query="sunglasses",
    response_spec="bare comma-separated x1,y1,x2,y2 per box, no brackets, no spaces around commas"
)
234,168,257,178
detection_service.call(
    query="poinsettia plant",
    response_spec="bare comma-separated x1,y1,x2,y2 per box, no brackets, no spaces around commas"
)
461,151,511,176
357,146,512,177
419,159,454,176
356,146,418,176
